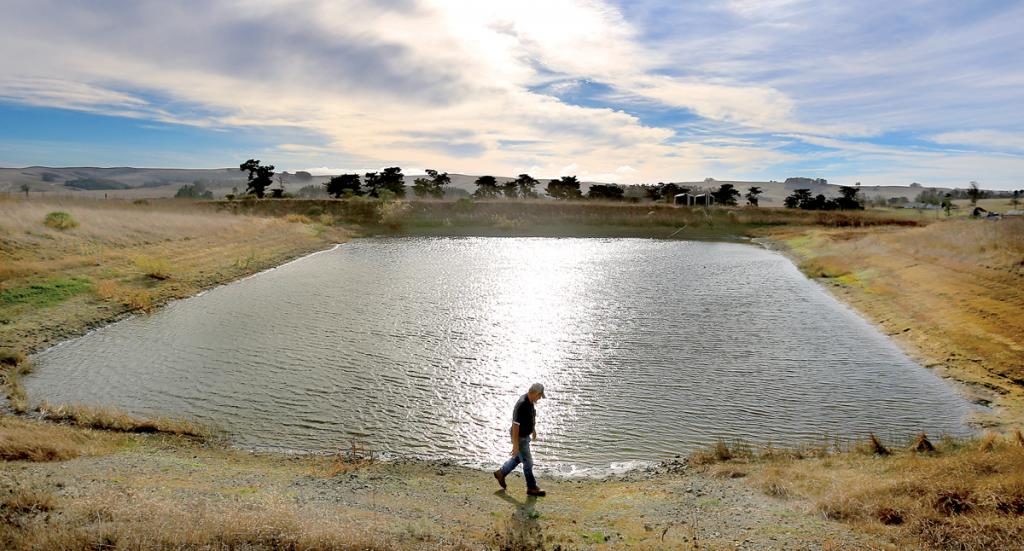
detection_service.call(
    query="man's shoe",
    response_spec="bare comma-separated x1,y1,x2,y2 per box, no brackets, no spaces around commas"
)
526,488,546,497
493,469,507,489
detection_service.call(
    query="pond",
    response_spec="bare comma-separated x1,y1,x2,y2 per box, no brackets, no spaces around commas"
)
27,238,972,474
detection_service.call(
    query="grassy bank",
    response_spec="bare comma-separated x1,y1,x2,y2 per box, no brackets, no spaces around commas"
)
762,217,1024,427
0,197,349,358
693,431,1024,550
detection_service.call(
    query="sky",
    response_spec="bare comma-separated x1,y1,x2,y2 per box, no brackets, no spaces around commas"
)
1,0,1023,189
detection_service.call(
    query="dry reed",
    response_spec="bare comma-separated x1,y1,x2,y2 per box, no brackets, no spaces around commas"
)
37,402,209,438
0,489,437,551
0,416,117,461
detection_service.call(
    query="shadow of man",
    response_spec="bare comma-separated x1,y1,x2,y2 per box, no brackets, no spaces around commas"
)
494,491,543,548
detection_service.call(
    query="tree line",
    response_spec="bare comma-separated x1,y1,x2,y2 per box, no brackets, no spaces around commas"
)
233,158,875,210
235,159,771,204
783,186,864,210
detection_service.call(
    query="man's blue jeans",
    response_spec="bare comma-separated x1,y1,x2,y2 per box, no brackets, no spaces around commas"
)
499,437,537,490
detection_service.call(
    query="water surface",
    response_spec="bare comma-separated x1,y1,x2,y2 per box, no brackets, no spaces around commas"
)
28,238,972,473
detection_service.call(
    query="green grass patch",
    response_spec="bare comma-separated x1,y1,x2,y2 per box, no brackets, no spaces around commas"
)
0,276,93,309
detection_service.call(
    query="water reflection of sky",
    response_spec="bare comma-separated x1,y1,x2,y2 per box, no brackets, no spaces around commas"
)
27,238,974,474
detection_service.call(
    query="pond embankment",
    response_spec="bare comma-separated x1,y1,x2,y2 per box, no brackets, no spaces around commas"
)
759,218,1024,428
2,197,1022,550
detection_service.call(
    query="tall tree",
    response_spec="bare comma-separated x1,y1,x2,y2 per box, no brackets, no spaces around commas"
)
501,179,519,199
326,174,362,198
514,174,539,198
942,193,954,216
784,188,813,209
20,183,29,198
967,181,982,205
745,186,762,207
363,172,382,197
660,183,684,202
426,169,449,199
379,167,405,198
1012,190,1021,208
412,178,432,198
473,175,501,199
645,184,664,201
545,175,582,200
711,183,740,206
587,184,625,200
835,185,864,210
239,159,275,198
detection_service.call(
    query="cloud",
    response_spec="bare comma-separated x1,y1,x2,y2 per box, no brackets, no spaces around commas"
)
0,0,1021,188
931,130,1024,152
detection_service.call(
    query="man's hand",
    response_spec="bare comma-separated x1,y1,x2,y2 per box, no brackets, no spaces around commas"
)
532,431,538,441
511,446,519,457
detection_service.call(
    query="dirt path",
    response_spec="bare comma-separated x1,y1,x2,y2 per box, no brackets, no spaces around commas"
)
1,435,883,550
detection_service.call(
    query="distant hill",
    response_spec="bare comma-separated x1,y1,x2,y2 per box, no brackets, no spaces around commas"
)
0,166,947,203
0,166,253,199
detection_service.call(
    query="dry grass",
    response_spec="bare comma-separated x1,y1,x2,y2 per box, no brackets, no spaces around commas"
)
0,416,121,461
284,213,314,224
0,490,440,551
324,441,377,477
750,433,1024,550
93,279,155,311
689,440,755,466
0,350,31,414
37,402,209,439
1,361,31,414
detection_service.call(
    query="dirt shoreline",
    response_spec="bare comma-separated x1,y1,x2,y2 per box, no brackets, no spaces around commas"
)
1,422,880,550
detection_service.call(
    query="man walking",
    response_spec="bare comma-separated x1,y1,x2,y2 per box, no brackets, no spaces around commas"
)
494,383,547,496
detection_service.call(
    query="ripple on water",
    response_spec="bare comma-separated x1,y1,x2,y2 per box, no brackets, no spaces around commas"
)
27,238,973,473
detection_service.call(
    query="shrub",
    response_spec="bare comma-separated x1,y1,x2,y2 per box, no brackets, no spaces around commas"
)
864,433,891,456
133,255,172,280
911,433,936,453
934,488,974,516
0,349,26,367
378,200,411,228
42,211,77,230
